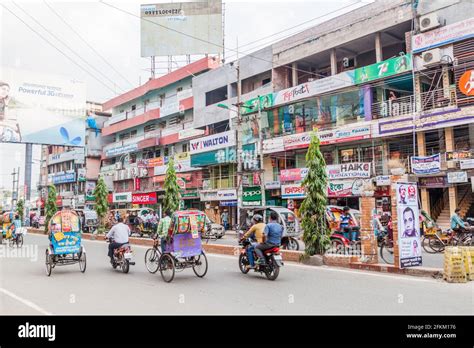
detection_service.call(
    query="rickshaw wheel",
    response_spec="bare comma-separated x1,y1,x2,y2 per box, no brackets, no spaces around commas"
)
192,252,208,278
79,249,86,273
17,235,23,248
145,248,160,274
159,254,175,283
45,249,52,277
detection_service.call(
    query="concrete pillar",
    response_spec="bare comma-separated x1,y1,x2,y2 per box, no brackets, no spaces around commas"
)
359,196,378,264
291,62,298,87
445,127,458,214
417,132,431,215
375,32,383,63
330,49,337,76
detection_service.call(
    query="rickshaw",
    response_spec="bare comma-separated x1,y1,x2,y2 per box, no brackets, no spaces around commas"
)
0,211,24,247
158,210,209,283
45,209,86,276
325,205,361,250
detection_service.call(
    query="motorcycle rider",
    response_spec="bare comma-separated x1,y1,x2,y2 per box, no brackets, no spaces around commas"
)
254,211,283,266
240,214,265,270
106,216,130,264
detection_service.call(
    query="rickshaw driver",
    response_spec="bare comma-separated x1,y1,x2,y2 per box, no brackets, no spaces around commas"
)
156,210,172,253
8,214,22,240
106,216,130,264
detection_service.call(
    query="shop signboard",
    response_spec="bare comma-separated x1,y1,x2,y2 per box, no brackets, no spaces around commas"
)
217,189,237,201
113,192,132,203
52,172,76,184
419,176,448,188
77,168,86,182
262,137,284,154
132,192,157,205
180,190,199,199
177,177,186,190
265,181,281,189
189,130,236,155
376,175,391,186
326,163,371,180
411,154,441,175
190,144,255,167
281,184,306,199
280,168,308,182
242,186,262,206
396,183,422,268
220,201,237,207
178,128,206,140
327,179,372,197
199,190,219,202
447,171,468,184
85,181,96,201
412,17,474,53
354,54,412,84
283,132,311,150
460,159,474,170
446,151,472,161
241,94,274,115
105,143,138,158
318,124,371,145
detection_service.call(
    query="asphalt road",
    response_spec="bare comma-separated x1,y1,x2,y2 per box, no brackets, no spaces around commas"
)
0,233,471,315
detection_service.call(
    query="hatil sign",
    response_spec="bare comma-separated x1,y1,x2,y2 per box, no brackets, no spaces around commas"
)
132,192,157,205
189,130,236,155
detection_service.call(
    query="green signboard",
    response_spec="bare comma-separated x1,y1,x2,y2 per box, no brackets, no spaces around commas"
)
190,144,256,167
180,190,199,198
354,54,412,84
241,94,274,115
243,186,262,206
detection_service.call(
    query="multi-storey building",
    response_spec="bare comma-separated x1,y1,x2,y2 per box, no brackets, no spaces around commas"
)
100,57,220,213
188,0,474,229
37,102,110,212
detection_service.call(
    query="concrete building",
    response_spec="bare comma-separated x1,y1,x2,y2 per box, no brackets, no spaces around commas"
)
37,102,111,212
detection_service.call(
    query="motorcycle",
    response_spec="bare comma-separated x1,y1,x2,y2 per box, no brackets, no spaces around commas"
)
107,239,135,273
238,237,283,281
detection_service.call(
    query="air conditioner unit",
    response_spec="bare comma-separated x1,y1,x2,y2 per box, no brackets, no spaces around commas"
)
114,162,122,170
419,13,441,32
421,48,443,67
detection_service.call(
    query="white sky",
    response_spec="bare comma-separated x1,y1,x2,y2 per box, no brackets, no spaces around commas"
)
0,0,372,195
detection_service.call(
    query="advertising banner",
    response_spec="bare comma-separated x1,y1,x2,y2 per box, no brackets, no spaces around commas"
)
217,189,237,201
105,143,138,158
280,168,308,182
326,163,371,180
113,192,132,203
460,159,474,170
241,94,274,115
446,151,472,161
178,128,205,140
419,176,448,188
0,67,86,145
189,130,235,154
281,184,306,199
447,171,468,184
265,181,281,189
52,172,76,184
85,181,96,201
262,136,284,154
396,183,422,268
354,54,412,84
327,179,372,197
412,17,474,53
376,175,391,186
132,192,157,205
283,132,311,150
77,168,86,182
242,186,262,206
318,124,371,145
411,154,441,175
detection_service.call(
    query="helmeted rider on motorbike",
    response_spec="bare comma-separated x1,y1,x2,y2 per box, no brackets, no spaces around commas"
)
106,216,130,264
254,211,283,266
240,214,265,270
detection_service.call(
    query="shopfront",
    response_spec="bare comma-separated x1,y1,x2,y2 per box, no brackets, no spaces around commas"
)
200,189,237,226
112,192,132,209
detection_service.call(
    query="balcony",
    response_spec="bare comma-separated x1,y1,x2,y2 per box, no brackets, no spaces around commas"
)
102,104,161,136
372,87,457,119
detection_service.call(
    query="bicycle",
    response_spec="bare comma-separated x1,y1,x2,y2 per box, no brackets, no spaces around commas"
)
423,228,472,253
144,236,162,273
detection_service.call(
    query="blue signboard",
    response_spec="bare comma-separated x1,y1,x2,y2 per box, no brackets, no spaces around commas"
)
220,200,237,207
52,172,76,184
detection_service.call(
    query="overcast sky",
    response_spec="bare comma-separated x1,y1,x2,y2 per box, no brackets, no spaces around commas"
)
0,0,371,196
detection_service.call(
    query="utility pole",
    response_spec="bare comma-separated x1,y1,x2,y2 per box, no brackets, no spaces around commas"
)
236,62,243,227
258,96,266,207
11,167,20,210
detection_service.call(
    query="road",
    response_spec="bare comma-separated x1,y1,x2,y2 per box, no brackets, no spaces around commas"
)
0,234,471,315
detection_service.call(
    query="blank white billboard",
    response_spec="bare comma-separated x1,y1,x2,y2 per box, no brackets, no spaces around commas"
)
140,0,223,57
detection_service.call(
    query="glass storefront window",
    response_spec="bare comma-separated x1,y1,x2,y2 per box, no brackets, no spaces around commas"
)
318,89,364,128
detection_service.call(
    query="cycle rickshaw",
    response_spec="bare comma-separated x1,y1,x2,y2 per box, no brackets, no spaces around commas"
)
157,210,209,283
0,211,24,247
45,209,86,276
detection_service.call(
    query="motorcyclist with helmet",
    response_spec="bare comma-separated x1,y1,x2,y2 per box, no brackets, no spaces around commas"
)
240,214,265,270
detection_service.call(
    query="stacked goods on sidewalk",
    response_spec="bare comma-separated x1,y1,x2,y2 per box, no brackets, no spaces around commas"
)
443,247,467,283
461,246,474,281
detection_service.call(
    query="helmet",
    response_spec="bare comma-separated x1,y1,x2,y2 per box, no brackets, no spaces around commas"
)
252,214,263,222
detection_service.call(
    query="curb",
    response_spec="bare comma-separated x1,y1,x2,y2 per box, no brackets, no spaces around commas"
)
26,228,441,277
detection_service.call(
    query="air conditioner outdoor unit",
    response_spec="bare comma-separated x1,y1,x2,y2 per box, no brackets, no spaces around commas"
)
419,13,441,32
114,162,122,170
421,48,442,67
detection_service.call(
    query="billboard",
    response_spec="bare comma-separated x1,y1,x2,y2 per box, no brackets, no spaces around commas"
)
140,1,223,57
0,67,86,146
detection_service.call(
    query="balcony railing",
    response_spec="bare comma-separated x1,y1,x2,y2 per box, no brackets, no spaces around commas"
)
103,130,161,153
105,101,161,127
372,87,457,119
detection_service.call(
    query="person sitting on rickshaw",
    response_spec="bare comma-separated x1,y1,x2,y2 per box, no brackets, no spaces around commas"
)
156,210,172,253
8,214,21,240
240,214,265,270
106,216,130,264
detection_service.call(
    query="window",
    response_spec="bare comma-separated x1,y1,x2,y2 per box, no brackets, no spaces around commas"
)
131,105,136,111
262,78,271,86
182,143,188,152
129,153,137,164
119,132,130,140
205,86,227,106
154,149,161,158
164,147,169,157
159,94,166,107
144,124,156,133
130,130,138,138
177,87,183,93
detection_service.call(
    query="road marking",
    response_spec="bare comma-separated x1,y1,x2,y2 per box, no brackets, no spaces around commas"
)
0,287,52,315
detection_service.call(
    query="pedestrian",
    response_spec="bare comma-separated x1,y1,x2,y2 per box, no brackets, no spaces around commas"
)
221,209,229,231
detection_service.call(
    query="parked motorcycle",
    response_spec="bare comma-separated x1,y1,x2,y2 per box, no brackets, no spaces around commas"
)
238,237,283,280
107,239,135,273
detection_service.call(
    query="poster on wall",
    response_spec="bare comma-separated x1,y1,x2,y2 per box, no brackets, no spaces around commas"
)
396,183,422,268
410,154,441,175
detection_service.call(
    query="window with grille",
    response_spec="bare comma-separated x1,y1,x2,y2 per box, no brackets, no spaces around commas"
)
144,124,156,133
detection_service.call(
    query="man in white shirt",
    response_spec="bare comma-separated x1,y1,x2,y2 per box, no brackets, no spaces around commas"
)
106,216,130,263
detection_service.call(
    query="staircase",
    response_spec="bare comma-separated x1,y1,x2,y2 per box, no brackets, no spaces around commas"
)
435,186,474,230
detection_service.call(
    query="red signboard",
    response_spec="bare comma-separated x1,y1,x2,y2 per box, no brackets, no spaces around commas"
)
56,196,62,206
107,193,113,204
132,192,157,205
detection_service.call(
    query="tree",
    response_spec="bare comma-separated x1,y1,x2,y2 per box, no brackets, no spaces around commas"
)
16,199,25,222
44,185,57,233
300,133,331,256
93,176,109,232
163,157,180,213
